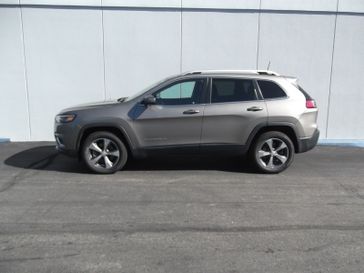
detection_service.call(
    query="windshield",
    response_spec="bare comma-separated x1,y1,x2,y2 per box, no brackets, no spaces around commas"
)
124,75,178,102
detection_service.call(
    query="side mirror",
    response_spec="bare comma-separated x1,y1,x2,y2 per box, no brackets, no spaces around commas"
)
142,95,156,105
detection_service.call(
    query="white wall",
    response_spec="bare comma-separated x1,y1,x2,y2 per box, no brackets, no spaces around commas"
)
327,14,364,139
181,11,258,71
21,7,105,140
0,0,363,141
103,9,181,99
258,13,336,138
0,6,30,140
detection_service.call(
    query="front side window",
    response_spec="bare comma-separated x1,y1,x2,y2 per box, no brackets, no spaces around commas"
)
258,80,287,99
211,79,257,103
154,79,205,105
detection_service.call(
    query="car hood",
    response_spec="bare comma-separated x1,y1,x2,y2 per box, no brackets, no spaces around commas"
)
60,99,122,113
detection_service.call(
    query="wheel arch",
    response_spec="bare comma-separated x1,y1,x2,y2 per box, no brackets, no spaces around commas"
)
247,123,299,153
77,124,134,158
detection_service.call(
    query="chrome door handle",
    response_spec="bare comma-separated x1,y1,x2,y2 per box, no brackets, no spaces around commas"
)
247,106,263,112
183,109,200,114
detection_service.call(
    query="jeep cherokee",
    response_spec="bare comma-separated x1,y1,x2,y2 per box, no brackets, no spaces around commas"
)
54,70,319,174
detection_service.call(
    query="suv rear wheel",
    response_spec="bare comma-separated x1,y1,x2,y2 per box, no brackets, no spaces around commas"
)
250,131,294,174
82,131,128,174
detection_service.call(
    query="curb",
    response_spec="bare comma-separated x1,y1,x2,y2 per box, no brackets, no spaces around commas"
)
0,138,10,143
318,139,364,148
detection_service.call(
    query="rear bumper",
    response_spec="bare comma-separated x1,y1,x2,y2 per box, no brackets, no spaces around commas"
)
297,129,320,153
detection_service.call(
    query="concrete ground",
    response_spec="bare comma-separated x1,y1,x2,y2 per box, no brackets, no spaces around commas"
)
0,142,363,273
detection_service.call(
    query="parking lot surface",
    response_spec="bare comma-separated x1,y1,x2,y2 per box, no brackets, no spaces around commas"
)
0,142,364,273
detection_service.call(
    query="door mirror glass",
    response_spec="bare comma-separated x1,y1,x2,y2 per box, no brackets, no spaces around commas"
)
142,95,157,105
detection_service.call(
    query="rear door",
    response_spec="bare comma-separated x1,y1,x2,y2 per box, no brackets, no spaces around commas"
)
201,77,267,146
132,78,207,148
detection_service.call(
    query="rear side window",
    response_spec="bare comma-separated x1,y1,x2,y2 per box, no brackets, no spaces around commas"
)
211,79,257,103
258,80,287,99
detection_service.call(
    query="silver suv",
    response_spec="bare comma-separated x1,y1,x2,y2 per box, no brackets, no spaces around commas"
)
54,70,319,174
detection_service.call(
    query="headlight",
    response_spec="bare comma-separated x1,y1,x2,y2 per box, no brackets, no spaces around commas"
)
55,114,76,123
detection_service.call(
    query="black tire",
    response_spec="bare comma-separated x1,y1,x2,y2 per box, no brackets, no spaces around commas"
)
249,131,294,174
82,131,128,174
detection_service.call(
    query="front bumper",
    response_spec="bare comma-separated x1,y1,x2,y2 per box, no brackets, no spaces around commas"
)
297,129,320,153
55,134,78,157
54,121,80,157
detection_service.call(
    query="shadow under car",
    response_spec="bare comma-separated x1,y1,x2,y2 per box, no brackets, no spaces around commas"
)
4,145,256,174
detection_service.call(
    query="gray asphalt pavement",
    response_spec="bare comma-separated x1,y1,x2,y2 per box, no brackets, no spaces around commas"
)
0,142,364,273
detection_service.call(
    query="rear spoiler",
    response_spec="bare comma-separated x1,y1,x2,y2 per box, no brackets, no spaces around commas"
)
284,76,298,86
284,76,315,103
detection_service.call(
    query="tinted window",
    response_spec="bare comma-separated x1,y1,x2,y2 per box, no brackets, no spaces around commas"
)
154,79,205,105
211,79,257,103
258,80,286,99
297,85,312,100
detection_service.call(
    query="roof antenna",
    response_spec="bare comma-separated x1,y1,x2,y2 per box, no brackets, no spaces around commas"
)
266,61,271,70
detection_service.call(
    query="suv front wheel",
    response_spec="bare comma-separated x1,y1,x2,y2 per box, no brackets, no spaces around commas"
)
250,131,294,174
82,131,128,174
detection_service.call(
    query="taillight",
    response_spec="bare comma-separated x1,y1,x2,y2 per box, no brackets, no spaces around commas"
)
306,99,317,109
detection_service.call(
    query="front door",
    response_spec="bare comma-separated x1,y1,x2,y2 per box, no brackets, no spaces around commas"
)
132,78,207,148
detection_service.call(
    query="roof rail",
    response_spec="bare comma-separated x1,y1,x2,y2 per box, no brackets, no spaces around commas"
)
256,70,280,76
183,70,280,76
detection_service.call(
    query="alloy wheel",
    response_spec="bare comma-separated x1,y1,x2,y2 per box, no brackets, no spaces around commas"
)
257,138,289,170
87,138,120,169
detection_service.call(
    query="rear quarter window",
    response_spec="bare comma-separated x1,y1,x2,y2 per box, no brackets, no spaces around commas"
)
258,80,287,99
297,85,313,100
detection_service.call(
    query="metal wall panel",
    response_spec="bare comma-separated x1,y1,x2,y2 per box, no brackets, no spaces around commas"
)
0,0,19,4
261,0,337,12
338,0,364,13
103,9,181,99
20,0,101,6
0,1,363,141
0,7,30,141
182,0,260,10
327,15,364,139
21,7,105,140
103,0,180,8
258,13,336,137
181,11,259,71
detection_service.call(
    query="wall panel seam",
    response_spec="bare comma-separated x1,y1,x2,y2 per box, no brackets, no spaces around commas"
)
255,0,261,69
179,0,183,73
2,4,364,16
325,0,340,138
19,1,32,140
101,0,107,100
